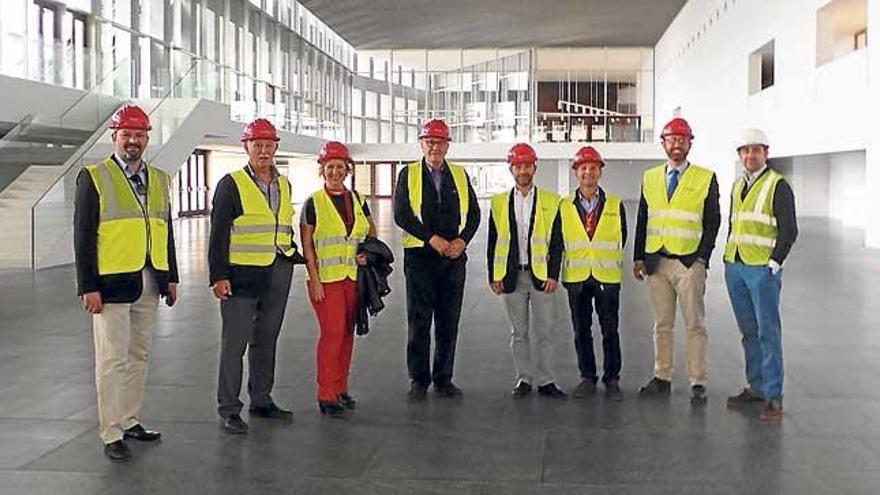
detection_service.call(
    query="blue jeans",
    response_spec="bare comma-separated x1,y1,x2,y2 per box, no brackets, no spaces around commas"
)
724,262,784,400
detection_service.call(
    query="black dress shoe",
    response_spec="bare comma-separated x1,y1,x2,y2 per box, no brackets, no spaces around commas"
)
690,385,708,405
123,424,161,442
511,381,532,398
338,393,356,409
249,403,293,420
407,382,428,403
434,382,463,398
538,383,568,399
572,379,597,398
103,440,132,462
220,414,249,434
318,401,347,417
604,381,623,402
638,377,672,396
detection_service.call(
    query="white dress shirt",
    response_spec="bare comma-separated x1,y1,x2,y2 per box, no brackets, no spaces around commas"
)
513,185,535,265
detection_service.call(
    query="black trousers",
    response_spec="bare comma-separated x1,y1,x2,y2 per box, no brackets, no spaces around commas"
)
404,250,467,387
565,278,621,384
217,257,293,418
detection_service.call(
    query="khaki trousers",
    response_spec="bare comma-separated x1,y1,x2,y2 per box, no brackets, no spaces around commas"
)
647,257,708,385
93,270,158,444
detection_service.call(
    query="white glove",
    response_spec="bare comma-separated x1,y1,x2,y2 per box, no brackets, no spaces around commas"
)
768,259,781,275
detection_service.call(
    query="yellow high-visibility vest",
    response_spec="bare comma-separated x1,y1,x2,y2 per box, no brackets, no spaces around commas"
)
490,187,560,282
401,161,469,248
724,169,783,265
85,158,170,275
229,169,296,266
643,163,713,255
559,193,623,284
311,189,370,282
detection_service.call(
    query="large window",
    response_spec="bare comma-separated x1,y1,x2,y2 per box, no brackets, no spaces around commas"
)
817,0,868,66
749,40,775,94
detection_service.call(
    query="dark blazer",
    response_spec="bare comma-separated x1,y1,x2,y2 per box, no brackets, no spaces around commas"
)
486,188,564,293
550,187,628,289
633,165,721,275
356,237,394,336
73,158,179,304
207,168,303,298
393,159,481,259
727,167,798,264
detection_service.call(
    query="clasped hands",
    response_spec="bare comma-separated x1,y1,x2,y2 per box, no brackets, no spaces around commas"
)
428,235,466,259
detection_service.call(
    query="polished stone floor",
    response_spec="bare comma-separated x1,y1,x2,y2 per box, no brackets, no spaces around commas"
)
0,199,878,494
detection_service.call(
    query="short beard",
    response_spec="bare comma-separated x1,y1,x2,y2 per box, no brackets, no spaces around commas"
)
121,149,143,163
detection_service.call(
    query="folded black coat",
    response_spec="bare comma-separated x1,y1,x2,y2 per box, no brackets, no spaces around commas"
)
356,237,394,335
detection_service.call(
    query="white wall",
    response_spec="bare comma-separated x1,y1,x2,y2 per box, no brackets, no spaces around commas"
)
655,0,879,246
829,151,867,227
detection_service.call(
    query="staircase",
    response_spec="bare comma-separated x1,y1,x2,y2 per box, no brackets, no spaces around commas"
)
0,165,68,268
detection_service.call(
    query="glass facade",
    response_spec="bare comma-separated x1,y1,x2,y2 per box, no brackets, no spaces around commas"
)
0,3,654,144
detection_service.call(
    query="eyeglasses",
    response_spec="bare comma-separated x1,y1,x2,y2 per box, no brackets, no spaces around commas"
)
422,140,448,149
663,136,690,145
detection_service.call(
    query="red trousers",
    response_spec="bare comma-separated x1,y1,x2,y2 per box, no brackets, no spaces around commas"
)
310,279,357,402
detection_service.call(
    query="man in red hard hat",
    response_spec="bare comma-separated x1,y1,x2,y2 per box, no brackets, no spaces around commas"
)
209,118,302,434
74,104,179,461
552,146,627,401
633,117,720,405
394,118,480,401
487,143,566,399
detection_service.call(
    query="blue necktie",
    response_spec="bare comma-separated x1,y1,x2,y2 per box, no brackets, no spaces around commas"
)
667,169,680,200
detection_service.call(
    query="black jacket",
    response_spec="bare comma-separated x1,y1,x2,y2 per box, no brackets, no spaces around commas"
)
356,237,394,336
73,160,179,303
728,168,798,264
486,188,564,293
207,169,303,298
633,164,721,274
550,187,628,289
393,159,481,259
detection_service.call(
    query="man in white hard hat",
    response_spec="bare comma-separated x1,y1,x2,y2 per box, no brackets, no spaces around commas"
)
723,128,797,422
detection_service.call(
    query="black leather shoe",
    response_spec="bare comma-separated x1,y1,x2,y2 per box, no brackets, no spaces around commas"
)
604,381,624,402
220,414,249,434
249,403,293,420
638,377,672,396
538,383,568,399
511,381,532,398
318,401,347,417
123,424,161,442
103,440,132,462
408,382,428,403
434,382,464,398
690,385,708,405
572,379,597,398
726,388,764,408
338,393,356,409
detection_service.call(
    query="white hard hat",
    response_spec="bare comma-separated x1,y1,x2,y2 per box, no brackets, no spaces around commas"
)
737,128,769,150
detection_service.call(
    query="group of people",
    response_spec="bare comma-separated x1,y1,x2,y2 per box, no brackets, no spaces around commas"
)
74,106,796,463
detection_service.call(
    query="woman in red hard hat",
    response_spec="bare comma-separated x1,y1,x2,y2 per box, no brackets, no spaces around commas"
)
301,141,377,416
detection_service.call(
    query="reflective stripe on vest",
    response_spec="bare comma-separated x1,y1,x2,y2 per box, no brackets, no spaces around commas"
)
401,161,469,248
724,169,782,265
86,158,170,276
643,163,713,255
229,169,296,266
311,189,370,283
490,188,560,282
559,193,623,284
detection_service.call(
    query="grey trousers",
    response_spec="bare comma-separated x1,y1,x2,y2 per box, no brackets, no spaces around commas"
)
502,270,558,387
217,258,293,418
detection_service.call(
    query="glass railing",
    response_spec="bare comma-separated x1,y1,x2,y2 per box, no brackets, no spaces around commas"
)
30,56,207,269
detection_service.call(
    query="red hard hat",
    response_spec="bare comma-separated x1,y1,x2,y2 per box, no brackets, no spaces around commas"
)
507,143,537,165
317,141,353,164
571,146,604,169
418,119,451,141
241,118,280,142
109,105,151,131
661,117,694,140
